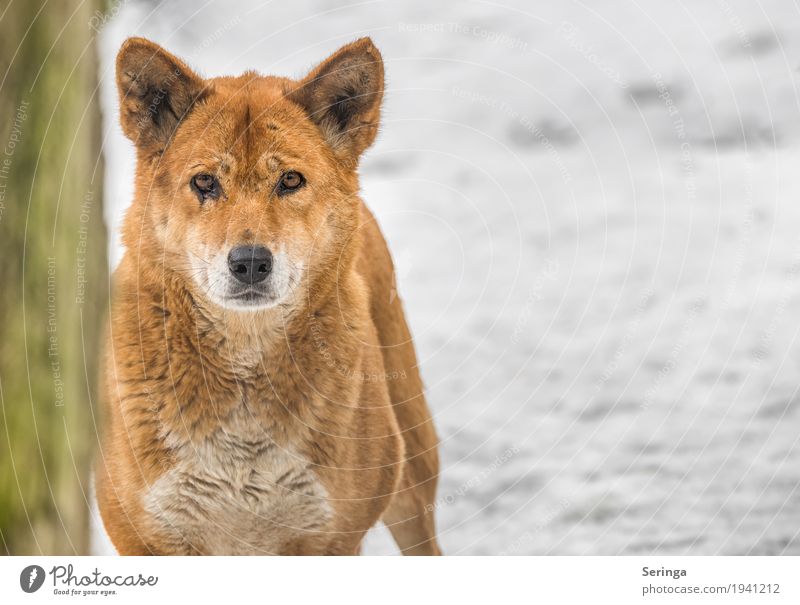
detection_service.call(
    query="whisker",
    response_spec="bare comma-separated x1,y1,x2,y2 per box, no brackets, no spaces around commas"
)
186,250,212,266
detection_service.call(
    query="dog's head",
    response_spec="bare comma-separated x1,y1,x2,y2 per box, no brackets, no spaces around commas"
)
117,37,383,310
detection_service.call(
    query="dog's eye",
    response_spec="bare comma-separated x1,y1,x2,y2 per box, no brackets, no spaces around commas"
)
190,173,220,202
277,171,305,195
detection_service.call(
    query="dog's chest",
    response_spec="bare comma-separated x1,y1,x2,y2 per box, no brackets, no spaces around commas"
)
143,409,331,555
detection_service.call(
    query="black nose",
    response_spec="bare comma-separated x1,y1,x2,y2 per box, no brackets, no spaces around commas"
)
227,245,273,285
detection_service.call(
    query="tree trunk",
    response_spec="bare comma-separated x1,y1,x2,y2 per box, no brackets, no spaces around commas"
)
0,0,108,555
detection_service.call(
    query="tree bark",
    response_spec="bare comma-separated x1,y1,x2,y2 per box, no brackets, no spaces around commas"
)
0,0,108,555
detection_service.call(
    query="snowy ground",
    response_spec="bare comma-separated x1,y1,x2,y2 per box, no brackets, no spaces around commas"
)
94,0,800,554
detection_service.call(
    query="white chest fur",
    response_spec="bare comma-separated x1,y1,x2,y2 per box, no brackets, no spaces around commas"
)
143,408,332,555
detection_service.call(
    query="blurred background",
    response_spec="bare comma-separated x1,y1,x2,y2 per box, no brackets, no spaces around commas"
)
0,0,108,554
2,0,800,555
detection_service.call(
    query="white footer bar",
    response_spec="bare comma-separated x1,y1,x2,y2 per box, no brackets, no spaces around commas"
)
2,556,796,604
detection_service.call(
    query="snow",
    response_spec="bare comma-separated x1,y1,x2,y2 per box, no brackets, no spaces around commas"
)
94,0,800,554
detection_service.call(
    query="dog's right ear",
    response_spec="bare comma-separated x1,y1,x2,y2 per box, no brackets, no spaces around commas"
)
116,37,206,153
286,38,384,164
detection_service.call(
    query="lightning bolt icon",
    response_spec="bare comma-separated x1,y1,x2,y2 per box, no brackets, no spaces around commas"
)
29,568,37,588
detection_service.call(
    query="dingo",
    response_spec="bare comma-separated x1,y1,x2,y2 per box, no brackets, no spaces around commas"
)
96,37,441,555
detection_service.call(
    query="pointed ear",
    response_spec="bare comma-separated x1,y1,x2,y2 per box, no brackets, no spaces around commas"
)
116,37,206,153
287,38,384,163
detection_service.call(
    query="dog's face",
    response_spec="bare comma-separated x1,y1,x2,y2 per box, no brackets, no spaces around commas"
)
117,38,383,310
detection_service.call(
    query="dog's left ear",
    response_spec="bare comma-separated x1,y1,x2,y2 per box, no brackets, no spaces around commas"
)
287,38,384,163
116,37,206,154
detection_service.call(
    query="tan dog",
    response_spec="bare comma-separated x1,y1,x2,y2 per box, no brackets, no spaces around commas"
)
96,37,441,555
